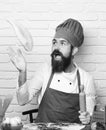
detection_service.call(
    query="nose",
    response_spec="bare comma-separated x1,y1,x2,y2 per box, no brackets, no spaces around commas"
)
53,42,61,50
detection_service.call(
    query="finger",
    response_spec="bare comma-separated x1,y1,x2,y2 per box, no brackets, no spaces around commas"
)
79,116,90,124
10,57,16,65
7,47,16,57
10,55,17,63
17,48,22,56
79,112,87,116
80,117,90,124
81,121,89,125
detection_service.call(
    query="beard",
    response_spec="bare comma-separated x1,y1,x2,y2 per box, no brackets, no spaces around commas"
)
51,49,72,73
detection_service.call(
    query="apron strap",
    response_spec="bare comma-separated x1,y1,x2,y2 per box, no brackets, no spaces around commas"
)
77,70,81,93
46,72,54,89
40,72,54,102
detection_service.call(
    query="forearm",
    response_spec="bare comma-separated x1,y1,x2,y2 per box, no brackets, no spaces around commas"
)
18,69,27,87
86,96,96,116
17,69,29,105
17,84,29,105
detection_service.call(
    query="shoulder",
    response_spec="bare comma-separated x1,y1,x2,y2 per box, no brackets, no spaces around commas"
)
78,67,93,79
77,65,94,85
78,66,96,95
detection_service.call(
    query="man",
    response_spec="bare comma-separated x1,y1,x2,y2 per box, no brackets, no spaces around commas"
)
8,18,96,124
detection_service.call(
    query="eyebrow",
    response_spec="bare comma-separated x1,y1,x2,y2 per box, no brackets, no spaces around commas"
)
52,38,56,41
52,38,67,42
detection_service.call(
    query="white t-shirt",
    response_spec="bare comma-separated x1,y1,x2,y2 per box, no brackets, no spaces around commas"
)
18,62,96,115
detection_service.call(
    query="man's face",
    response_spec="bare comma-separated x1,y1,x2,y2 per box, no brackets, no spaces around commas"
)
51,38,73,72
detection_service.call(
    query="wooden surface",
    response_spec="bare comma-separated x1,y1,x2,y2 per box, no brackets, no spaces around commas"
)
22,123,85,130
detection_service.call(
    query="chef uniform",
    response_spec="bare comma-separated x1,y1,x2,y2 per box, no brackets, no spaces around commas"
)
36,70,81,123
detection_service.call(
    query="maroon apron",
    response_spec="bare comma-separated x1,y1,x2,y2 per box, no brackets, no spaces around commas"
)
35,70,81,123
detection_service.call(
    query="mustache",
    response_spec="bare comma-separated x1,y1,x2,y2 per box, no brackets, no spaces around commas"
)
51,50,63,57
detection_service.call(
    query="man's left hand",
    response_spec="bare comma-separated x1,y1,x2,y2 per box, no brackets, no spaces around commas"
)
79,111,90,124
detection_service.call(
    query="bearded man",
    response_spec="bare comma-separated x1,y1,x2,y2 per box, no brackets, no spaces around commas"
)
8,18,96,124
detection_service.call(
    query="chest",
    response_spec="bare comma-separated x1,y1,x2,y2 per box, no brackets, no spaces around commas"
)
50,74,79,93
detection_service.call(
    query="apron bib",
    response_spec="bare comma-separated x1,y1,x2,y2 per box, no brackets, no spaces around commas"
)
36,70,81,123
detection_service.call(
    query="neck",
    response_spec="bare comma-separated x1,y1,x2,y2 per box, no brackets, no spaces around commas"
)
64,61,76,73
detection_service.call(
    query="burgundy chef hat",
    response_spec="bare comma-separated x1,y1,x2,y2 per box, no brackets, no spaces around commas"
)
54,18,84,47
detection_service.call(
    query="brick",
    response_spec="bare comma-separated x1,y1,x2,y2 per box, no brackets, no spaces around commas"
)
84,38,100,46
0,79,17,89
75,55,94,63
0,88,16,96
22,3,51,12
51,3,84,12
87,3,106,12
30,45,51,54
26,12,53,21
61,0,93,2
0,63,17,71
99,38,106,45
78,46,106,55
2,0,23,4
10,19,49,30
100,29,106,37
97,97,106,105
0,3,13,12
23,20,49,29
0,54,11,62
0,72,18,79
84,37,106,46
0,20,10,29
27,12,98,21
75,54,106,63
96,80,106,88
27,62,44,71
99,21,106,28
78,63,96,72
91,72,106,80
84,28,99,37
99,13,106,20
0,46,10,54
96,64,106,72
0,37,17,45
94,0,106,3
0,29,16,37
30,29,54,37
25,54,50,63
27,0,58,3
33,37,52,45
96,87,106,96
82,21,99,29
0,3,23,12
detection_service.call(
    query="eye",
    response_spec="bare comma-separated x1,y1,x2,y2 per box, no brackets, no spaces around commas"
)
61,40,68,45
52,39,56,45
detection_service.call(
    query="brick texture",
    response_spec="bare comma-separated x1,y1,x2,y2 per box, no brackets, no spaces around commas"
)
0,0,106,123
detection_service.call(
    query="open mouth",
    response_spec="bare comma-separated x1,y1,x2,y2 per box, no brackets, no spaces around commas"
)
54,53,62,60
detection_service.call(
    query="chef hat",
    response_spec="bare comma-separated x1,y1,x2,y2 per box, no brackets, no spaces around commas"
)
54,18,84,47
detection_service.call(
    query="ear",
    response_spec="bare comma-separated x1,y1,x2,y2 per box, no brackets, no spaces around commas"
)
72,47,78,56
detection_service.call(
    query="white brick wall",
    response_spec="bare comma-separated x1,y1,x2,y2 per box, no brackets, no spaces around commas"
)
0,0,106,123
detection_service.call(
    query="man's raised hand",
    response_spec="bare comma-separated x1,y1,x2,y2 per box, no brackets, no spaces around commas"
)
7,47,26,72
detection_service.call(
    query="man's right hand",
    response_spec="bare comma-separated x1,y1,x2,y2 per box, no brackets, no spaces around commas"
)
7,47,26,72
